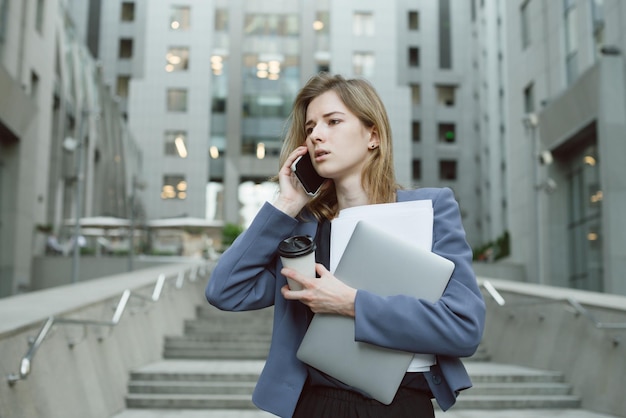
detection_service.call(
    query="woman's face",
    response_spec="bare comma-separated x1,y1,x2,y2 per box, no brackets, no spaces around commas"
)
304,90,378,184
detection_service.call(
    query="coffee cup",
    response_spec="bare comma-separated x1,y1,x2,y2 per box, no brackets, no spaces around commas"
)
278,235,316,291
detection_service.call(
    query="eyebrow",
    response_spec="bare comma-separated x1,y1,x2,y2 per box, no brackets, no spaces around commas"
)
305,111,346,128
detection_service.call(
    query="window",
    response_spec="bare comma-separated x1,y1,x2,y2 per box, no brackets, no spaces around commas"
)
523,83,534,113
439,160,457,180
564,0,579,84
165,47,189,72
410,84,421,106
215,8,228,31
162,175,187,200
412,122,421,142
591,0,605,58
30,71,39,99
121,2,135,22
167,89,188,112
566,143,603,290
439,0,452,69
408,11,419,30
170,6,190,30
244,14,299,36
119,38,133,58
353,52,374,77
353,12,374,36
412,159,421,181
164,131,188,158
437,85,456,106
438,123,456,143
408,47,420,67
116,75,130,98
520,1,530,49
35,0,44,33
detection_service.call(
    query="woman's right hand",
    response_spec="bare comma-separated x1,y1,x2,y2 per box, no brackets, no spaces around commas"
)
272,146,312,218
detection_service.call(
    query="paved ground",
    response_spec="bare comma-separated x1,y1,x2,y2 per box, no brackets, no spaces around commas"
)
112,408,619,418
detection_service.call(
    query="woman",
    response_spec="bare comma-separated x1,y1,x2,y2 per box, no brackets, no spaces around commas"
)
206,73,485,417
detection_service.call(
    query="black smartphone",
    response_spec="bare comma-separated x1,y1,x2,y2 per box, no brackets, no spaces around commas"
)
291,154,327,196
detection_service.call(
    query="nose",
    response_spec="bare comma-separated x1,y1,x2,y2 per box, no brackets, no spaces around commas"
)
309,125,324,143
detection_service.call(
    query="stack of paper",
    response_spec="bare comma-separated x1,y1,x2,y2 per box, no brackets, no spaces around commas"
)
330,200,433,272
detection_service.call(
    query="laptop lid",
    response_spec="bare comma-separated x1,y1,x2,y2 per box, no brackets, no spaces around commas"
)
296,220,454,404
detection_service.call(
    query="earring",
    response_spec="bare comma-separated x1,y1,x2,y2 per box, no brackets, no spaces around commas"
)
370,144,377,149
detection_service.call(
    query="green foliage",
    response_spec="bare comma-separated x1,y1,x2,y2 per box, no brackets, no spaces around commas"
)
222,222,244,247
473,230,510,262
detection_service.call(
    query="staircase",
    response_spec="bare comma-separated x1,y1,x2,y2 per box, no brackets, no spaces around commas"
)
120,303,583,414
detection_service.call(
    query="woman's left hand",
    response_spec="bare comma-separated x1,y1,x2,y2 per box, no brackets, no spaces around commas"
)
281,263,357,317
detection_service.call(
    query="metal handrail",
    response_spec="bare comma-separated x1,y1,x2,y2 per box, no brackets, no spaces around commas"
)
6,265,203,386
481,280,626,331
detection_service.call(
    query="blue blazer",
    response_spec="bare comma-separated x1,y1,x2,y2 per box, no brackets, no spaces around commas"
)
206,187,486,417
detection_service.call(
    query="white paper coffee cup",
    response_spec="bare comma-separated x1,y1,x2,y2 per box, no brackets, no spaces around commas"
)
278,235,316,291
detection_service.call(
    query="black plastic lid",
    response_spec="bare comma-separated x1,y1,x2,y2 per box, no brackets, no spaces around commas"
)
278,235,316,258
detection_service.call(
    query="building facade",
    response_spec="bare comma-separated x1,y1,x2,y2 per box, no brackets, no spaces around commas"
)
81,0,484,247
504,0,626,295
0,0,141,297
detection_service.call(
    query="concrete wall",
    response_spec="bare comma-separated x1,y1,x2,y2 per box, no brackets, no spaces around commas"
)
478,277,626,417
0,261,209,418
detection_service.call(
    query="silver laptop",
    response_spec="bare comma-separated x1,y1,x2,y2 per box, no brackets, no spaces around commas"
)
296,220,454,404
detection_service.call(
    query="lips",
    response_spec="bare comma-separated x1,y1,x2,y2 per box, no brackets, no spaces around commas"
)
315,149,329,158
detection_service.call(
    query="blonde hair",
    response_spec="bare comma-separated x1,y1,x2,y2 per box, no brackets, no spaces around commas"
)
279,73,400,221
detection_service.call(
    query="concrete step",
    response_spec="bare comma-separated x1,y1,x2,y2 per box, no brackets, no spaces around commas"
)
470,382,573,396
125,360,583,411
183,319,272,335
126,394,255,409
453,395,581,410
163,348,270,360
195,306,274,320
129,380,255,395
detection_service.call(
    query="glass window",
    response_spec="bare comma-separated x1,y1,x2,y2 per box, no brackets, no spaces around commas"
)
524,83,534,113
119,38,133,58
408,11,419,31
412,121,421,142
353,52,375,77
116,75,130,98
438,123,456,143
215,8,228,31
35,0,44,33
567,144,603,290
409,47,420,67
520,1,530,49
439,160,457,180
170,6,190,30
164,131,188,158
30,71,39,99
353,12,374,36
439,0,452,69
437,85,456,106
412,159,421,181
121,2,135,22
591,0,605,58
162,175,187,200
167,88,188,112
410,84,420,106
564,0,578,84
165,47,189,72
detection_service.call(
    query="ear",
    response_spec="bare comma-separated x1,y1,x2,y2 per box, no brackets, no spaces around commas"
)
368,127,380,149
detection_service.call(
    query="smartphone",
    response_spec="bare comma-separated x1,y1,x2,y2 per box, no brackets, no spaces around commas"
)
291,154,327,196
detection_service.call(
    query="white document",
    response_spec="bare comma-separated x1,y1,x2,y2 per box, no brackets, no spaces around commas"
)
330,200,433,272
329,199,436,372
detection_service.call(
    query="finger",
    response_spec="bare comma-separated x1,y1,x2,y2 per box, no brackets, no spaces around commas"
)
315,263,329,276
